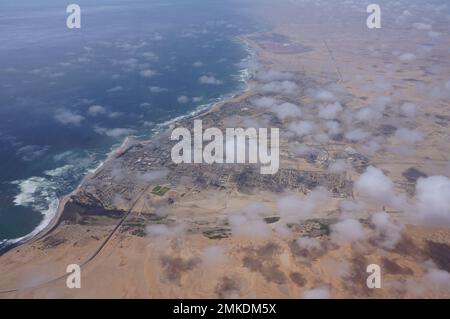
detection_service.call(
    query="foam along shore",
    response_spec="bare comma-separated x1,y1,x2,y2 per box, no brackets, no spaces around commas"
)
0,135,140,256
0,57,255,256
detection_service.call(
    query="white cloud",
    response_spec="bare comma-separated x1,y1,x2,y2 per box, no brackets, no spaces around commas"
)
258,81,298,95
371,212,403,250
95,127,136,139
255,70,294,82
330,218,366,245
142,51,158,61
314,90,335,102
395,128,424,144
201,245,227,265
303,287,330,299
296,237,321,251
107,86,123,93
252,97,278,109
318,102,343,120
288,121,315,137
400,102,417,117
146,224,185,238
199,75,223,85
54,109,84,126
140,69,157,78
149,86,168,93
137,168,169,183
413,22,432,31
345,128,370,142
414,176,450,226
398,53,417,63
272,102,302,120
227,203,272,239
277,187,330,222
324,120,341,135
424,267,450,291
355,166,395,205
177,95,189,104
192,61,204,67
355,107,382,122
87,105,106,116
328,159,348,174
228,214,271,239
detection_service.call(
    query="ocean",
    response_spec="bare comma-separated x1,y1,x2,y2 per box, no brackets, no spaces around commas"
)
0,0,256,251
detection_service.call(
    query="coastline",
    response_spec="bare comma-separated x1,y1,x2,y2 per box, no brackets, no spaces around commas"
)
0,36,257,256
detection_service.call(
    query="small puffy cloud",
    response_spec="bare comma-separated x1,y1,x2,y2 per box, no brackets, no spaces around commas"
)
140,69,157,78
359,139,382,156
400,102,417,117
395,128,424,144
370,212,403,250
87,105,106,116
303,287,330,299
17,145,50,161
199,75,223,85
95,127,136,139
428,31,441,39
177,95,189,104
345,128,370,142
192,61,204,67
424,266,450,291
398,53,416,63
318,102,343,120
107,86,124,93
288,121,315,137
328,159,348,174
445,80,450,91
314,90,335,102
146,224,185,238
54,109,84,126
252,96,278,108
355,107,382,122
228,214,271,239
296,237,321,251
277,187,330,222
272,102,302,120
373,96,390,112
290,143,315,157
330,218,367,245
201,245,227,265
414,176,450,226
227,202,272,239
149,86,168,93
258,80,298,95
142,51,158,61
255,69,294,82
108,112,123,119
413,22,432,31
324,120,341,135
355,166,395,205
314,133,329,144
137,168,169,183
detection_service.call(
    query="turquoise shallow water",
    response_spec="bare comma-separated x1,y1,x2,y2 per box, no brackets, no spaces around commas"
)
0,0,256,251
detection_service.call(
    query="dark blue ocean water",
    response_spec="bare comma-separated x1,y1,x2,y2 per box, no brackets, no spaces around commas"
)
0,0,255,249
